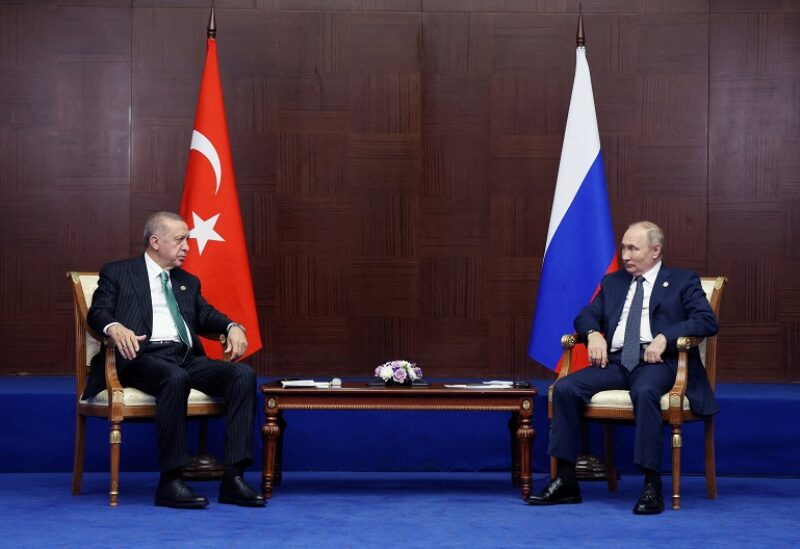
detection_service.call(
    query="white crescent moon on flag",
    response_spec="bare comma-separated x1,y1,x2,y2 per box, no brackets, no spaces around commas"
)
189,130,222,195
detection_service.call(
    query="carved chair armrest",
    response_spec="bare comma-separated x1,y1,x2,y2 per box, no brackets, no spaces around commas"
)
102,341,126,420
556,334,578,379
665,336,705,423
548,334,579,417
201,332,232,362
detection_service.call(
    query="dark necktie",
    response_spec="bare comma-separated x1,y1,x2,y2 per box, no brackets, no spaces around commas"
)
159,271,191,348
621,276,644,371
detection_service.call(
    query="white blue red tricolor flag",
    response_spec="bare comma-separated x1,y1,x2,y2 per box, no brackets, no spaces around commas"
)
528,45,617,372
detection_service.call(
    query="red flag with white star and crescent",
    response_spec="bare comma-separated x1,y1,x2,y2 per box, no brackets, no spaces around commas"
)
179,36,262,359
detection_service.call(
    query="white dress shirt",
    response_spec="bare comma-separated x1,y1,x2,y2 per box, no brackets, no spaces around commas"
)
144,253,191,345
610,261,662,352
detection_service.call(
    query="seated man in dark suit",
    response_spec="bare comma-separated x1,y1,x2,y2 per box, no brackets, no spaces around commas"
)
83,211,264,509
527,221,718,514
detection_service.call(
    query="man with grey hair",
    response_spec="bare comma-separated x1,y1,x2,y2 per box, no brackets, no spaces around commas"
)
528,221,718,514
84,211,264,509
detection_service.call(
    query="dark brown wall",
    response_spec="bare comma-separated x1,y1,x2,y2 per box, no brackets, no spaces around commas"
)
1,1,797,382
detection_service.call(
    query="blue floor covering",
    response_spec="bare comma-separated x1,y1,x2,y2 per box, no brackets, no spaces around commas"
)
1,472,798,548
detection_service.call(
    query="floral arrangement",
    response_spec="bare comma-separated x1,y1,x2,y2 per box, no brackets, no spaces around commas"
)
374,360,422,385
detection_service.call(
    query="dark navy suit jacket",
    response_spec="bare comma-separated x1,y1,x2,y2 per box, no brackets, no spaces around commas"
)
83,256,233,398
574,266,719,416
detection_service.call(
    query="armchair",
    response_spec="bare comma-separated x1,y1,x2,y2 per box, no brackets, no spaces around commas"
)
548,276,727,510
68,271,228,506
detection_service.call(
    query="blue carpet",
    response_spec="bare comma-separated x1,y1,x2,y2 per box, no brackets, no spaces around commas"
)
1,472,798,548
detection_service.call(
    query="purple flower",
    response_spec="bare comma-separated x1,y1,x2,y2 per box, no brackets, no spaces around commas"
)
392,367,408,383
413,367,423,379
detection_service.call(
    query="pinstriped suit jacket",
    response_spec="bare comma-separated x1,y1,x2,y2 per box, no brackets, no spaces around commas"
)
83,255,233,398
573,266,720,416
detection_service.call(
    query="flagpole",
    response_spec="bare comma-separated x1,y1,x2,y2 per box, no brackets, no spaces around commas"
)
183,2,227,483
572,5,616,486
207,3,216,39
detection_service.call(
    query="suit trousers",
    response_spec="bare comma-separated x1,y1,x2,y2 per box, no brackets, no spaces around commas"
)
119,342,257,472
548,353,677,472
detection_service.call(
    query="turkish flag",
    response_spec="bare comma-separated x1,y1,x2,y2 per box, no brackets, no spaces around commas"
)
179,37,262,359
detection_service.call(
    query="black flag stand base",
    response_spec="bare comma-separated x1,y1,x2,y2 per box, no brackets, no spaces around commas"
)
182,419,225,480
575,454,610,480
183,453,225,480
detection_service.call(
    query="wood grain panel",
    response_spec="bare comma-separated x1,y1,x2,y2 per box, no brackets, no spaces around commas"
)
276,255,347,317
422,75,490,133
353,193,418,256
349,133,421,190
422,134,488,198
1,1,798,384
486,258,538,317
356,317,418,371
417,319,489,375
420,257,484,319
278,132,347,194
489,195,549,258
349,259,420,317
420,199,489,256
275,196,352,254
422,12,493,77
350,73,421,133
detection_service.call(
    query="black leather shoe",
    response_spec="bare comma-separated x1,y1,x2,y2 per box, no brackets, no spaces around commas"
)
155,478,209,509
633,482,664,515
526,477,582,505
219,475,266,507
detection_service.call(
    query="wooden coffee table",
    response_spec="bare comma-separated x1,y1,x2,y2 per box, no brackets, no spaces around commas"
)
259,381,537,499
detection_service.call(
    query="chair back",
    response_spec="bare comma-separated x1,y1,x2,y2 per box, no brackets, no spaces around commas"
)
698,276,727,389
67,272,101,397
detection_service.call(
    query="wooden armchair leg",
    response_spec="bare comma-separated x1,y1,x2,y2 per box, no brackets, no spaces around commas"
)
603,424,618,492
72,413,86,495
109,423,121,507
671,425,682,510
705,418,717,499
549,456,557,480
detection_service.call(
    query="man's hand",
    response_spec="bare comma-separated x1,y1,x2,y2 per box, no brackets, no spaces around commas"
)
644,334,667,363
107,324,147,360
225,324,248,361
587,331,608,367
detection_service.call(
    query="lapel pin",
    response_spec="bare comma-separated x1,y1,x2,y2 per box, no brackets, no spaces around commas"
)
180,285,187,291
662,281,669,288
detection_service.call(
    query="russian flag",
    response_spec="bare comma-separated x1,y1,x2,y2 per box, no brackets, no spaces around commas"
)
528,45,617,371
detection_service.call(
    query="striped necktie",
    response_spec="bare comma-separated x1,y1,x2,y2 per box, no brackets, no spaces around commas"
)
621,276,644,371
159,271,191,349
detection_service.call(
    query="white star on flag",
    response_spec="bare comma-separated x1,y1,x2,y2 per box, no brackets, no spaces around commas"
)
189,212,225,255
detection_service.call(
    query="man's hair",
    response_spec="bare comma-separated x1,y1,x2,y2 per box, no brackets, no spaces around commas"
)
143,211,184,248
629,220,664,257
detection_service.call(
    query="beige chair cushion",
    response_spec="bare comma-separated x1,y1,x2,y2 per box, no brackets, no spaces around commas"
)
80,387,223,407
79,274,102,367
589,389,691,411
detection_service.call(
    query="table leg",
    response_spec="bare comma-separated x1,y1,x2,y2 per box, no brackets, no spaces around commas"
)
516,399,535,499
508,413,520,486
262,397,281,499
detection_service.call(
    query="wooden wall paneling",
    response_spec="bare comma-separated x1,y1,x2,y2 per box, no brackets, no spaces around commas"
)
0,4,132,373
708,9,800,381
1,1,799,382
